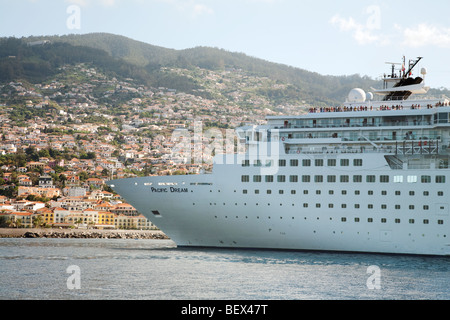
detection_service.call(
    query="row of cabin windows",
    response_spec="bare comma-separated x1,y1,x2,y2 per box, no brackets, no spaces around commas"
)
212,213,445,226
242,159,363,167
241,190,442,210
241,189,444,197
242,174,446,184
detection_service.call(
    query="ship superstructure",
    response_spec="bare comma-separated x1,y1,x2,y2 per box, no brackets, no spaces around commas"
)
109,57,450,255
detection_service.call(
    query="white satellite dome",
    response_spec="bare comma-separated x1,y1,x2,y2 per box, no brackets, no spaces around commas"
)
348,88,366,103
367,92,373,101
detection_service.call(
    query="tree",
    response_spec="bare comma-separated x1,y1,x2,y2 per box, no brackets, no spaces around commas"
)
33,215,44,228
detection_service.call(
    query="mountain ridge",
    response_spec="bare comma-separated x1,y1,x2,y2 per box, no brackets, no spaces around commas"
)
3,33,448,106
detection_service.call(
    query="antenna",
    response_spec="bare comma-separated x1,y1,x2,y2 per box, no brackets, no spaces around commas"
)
404,57,423,78
385,61,401,79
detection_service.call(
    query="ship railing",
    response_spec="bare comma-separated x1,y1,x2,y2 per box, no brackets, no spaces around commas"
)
285,139,445,155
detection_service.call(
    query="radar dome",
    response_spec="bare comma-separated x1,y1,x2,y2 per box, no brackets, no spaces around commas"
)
367,92,374,101
348,88,366,103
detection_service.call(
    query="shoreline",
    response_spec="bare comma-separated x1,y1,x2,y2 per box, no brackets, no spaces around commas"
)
0,228,170,240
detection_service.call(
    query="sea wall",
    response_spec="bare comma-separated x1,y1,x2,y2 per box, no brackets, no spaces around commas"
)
0,228,169,240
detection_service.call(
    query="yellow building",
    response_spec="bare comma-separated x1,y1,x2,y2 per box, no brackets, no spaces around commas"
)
39,208,55,226
114,214,153,230
97,211,115,229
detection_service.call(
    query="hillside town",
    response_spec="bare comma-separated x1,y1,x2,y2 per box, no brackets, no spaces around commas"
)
0,63,305,231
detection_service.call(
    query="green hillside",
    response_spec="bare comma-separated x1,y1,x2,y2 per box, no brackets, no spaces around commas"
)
0,33,423,106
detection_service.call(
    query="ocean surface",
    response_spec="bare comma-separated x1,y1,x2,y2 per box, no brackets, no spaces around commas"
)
0,237,449,300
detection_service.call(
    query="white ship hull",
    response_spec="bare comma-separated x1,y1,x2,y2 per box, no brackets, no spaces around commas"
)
109,57,450,256
109,154,450,256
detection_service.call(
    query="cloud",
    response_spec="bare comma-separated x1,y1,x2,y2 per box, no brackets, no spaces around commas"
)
330,6,450,49
400,23,450,48
156,0,214,18
329,14,388,46
65,0,118,7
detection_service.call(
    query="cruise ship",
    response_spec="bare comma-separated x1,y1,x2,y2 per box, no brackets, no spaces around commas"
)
109,57,450,256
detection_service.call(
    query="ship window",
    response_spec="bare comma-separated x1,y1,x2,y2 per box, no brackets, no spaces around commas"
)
314,175,323,183
438,113,449,123
253,160,262,167
354,159,363,166
395,191,401,195
438,220,444,225
242,160,250,167
381,218,387,223
241,175,250,182
327,175,336,183
341,159,349,166
366,175,376,183
395,219,401,223
342,190,347,195
368,218,373,223
303,159,311,167
355,204,360,209
409,219,415,224
340,175,349,183
423,219,429,224
355,218,360,222
243,190,248,194
436,175,446,183
265,175,274,183
279,190,284,194
438,191,444,196
277,175,286,183
316,203,321,208
290,159,299,167
303,190,309,195
407,175,418,183
329,190,334,195
381,204,387,209
423,205,429,210
328,159,337,166
303,203,308,208
341,217,347,222
267,190,272,194
341,204,347,208
316,190,321,195
409,205,415,210
421,175,431,183
353,175,362,183
380,175,389,183
382,190,387,195
368,190,373,195
279,159,286,167
368,204,373,209
266,160,273,167
255,190,259,194
315,159,324,167
423,191,429,196
291,190,296,195
409,191,415,196
290,175,298,183
394,175,404,183
253,175,262,182
395,205,401,209
302,175,311,183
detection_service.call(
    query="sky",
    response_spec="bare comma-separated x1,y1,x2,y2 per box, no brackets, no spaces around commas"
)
1,0,450,89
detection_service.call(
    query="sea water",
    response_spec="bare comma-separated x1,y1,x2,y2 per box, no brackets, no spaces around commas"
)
0,238,449,300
